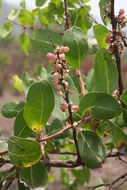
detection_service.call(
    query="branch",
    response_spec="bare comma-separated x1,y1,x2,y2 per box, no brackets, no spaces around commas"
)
76,70,85,96
44,159,83,168
64,0,69,30
110,0,123,95
37,123,72,142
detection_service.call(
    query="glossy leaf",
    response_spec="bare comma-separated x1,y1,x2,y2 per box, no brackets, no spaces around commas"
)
8,136,42,167
94,48,118,94
93,24,109,48
108,121,127,147
31,29,62,54
19,33,30,55
78,130,106,169
19,162,48,188
121,90,127,105
24,81,55,134
1,101,25,118
18,9,35,26
0,22,12,39
14,109,32,138
63,26,88,69
79,92,121,119
36,0,47,7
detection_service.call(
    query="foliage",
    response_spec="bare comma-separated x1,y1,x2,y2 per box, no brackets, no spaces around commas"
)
0,0,127,190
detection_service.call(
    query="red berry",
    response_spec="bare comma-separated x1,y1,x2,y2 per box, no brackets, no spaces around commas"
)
57,91,63,96
52,79,58,85
56,63,62,69
59,53,65,60
105,34,111,43
119,14,125,20
72,105,79,113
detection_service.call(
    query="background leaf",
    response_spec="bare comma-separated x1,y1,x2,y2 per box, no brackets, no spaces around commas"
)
36,0,47,7
63,26,88,69
93,48,118,94
79,92,121,119
19,162,48,188
18,9,35,26
19,33,30,55
0,22,12,39
78,130,106,169
1,101,25,118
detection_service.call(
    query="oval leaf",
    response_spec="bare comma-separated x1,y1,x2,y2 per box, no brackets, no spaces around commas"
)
78,130,106,169
24,81,55,134
8,136,42,167
36,0,47,7
1,101,25,118
79,92,121,119
94,48,118,94
18,9,35,26
93,24,109,48
19,162,48,188
14,109,32,138
31,29,62,54
63,26,88,69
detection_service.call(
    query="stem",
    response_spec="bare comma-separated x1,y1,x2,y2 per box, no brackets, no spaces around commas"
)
64,0,69,30
77,70,85,96
0,150,8,156
110,0,123,95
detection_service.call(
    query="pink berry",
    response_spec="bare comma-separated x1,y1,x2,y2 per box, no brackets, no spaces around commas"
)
119,14,125,20
57,91,63,96
64,46,70,52
52,79,58,85
64,81,69,88
119,9,125,15
53,72,61,79
55,84,61,90
105,34,111,43
61,102,68,112
59,53,65,60
56,63,62,69
72,105,79,113
46,53,56,60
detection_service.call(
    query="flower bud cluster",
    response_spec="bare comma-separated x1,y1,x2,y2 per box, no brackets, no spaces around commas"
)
104,7,126,55
46,46,79,114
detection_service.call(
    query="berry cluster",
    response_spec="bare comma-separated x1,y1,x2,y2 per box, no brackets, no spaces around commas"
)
46,46,79,114
104,6,126,54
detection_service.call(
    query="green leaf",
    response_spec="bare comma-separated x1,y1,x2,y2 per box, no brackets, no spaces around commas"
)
8,136,42,167
0,140,7,152
121,90,127,105
24,81,55,134
61,168,69,187
0,0,2,13
31,29,62,54
20,0,26,9
14,109,32,138
1,101,25,118
72,166,90,185
86,69,95,92
93,24,109,48
18,9,35,26
36,65,48,80
94,48,118,94
8,8,18,21
78,130,106,169
13,74,24,92
79,92,121,119
108,121,127,147
0,22,12,39
19,33,30,55
99,0,110,25
63,26,88,69
19,162,48,188
36,0,47,7
38,9,49,26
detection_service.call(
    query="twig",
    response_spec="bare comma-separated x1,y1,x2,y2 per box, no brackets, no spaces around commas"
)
0,150,8,156
37,123,72,142
2,179,14,190
64,0,69,30
110,0,123,95
76,70,85,96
